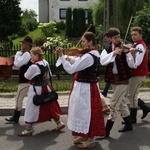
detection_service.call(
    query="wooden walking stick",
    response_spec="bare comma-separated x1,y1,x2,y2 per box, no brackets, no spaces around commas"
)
123,16,133,42
75,24,92,47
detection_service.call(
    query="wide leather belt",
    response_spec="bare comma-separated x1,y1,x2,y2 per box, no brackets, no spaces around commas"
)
76,76,99,83
111,74,129,85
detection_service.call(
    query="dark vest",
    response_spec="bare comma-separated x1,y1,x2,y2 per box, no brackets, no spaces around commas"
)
19,60,32,83
105,44,132,83
31,64,49,86
76,53,100,83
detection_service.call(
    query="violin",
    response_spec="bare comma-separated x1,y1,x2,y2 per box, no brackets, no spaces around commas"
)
122,44,142,53
115,41,142,54
53,47,91,56
66,47,91,56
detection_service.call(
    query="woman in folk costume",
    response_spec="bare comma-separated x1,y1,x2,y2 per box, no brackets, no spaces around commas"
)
56,32,105,149
18,47,65,136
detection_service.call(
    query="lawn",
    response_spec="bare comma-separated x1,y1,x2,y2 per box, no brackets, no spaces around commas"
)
12,28,66,45
12,28,43,45
0,77,150,93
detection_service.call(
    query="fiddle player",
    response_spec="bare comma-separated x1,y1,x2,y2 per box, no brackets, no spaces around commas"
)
56,32,105,149
100,27,136,137
5,36,33,123
125,27,150,123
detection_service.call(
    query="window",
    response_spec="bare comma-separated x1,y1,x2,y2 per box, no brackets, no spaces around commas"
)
85,9,88,19
59,9,88,20
60,9,66,19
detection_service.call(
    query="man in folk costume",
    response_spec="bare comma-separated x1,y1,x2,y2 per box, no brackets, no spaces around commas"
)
125,27,150,123
100,28,135,137
5,36,33,123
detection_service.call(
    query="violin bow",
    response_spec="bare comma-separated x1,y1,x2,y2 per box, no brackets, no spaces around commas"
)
75,24,92,47
123,16,133,42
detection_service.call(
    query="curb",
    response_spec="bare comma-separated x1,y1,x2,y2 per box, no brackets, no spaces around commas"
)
0,91,70,98
0,92,69,116
0,88,149,98
1,89,150,116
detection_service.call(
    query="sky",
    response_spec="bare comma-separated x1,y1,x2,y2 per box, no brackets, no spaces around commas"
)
19,0,39,20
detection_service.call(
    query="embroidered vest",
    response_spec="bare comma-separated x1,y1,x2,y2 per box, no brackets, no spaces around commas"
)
31,64,49,86
132,40,148,76
76,53,100,83
105,44,132,82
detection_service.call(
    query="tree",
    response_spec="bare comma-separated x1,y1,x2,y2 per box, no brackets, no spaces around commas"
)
65,7,72,37
132,6,150,48
118,0,146,26
18,9,38,36
22,10,38,31
91,0,149,39
77,8,86,37
72,8,78,37
0,0,22,42
91,0,103,26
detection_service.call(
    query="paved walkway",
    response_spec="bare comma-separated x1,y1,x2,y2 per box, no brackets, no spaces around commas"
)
0,89,150,116
1,113,150,150
0,89,150,150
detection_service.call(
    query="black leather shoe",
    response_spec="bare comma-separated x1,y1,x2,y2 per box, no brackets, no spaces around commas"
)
141,108,150,119
5,111,21,123
5,117,18,123
105,131,110,137
118,126,133,132
122,120,136,124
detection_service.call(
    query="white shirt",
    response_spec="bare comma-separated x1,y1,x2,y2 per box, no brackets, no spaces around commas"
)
130,43,146,69
14,51,31,68
58,50,100,74
58,50,100,134
100,43,136,74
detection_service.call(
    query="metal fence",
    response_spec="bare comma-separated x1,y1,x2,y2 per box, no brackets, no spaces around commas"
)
0,44,149,80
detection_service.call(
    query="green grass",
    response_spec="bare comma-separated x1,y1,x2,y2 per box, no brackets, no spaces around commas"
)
0,78,73,93
0,77,149,93
12,28,66,45
13,28,43,45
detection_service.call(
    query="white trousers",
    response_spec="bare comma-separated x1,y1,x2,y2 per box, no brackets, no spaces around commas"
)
108,84,129,121
15,83,30,111
126,76,146,108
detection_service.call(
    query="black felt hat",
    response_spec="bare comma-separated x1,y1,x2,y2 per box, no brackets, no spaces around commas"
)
20,36,33,45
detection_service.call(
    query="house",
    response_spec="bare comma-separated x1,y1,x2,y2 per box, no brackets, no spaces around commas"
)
39,0,99,23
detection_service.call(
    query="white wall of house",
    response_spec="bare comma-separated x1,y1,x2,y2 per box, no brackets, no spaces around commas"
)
39,0,49,22
39,0,99,23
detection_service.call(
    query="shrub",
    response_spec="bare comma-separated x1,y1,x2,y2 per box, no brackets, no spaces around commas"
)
56,21,65,30
38,22,57,37
43,36,72,48
77,8,86,37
